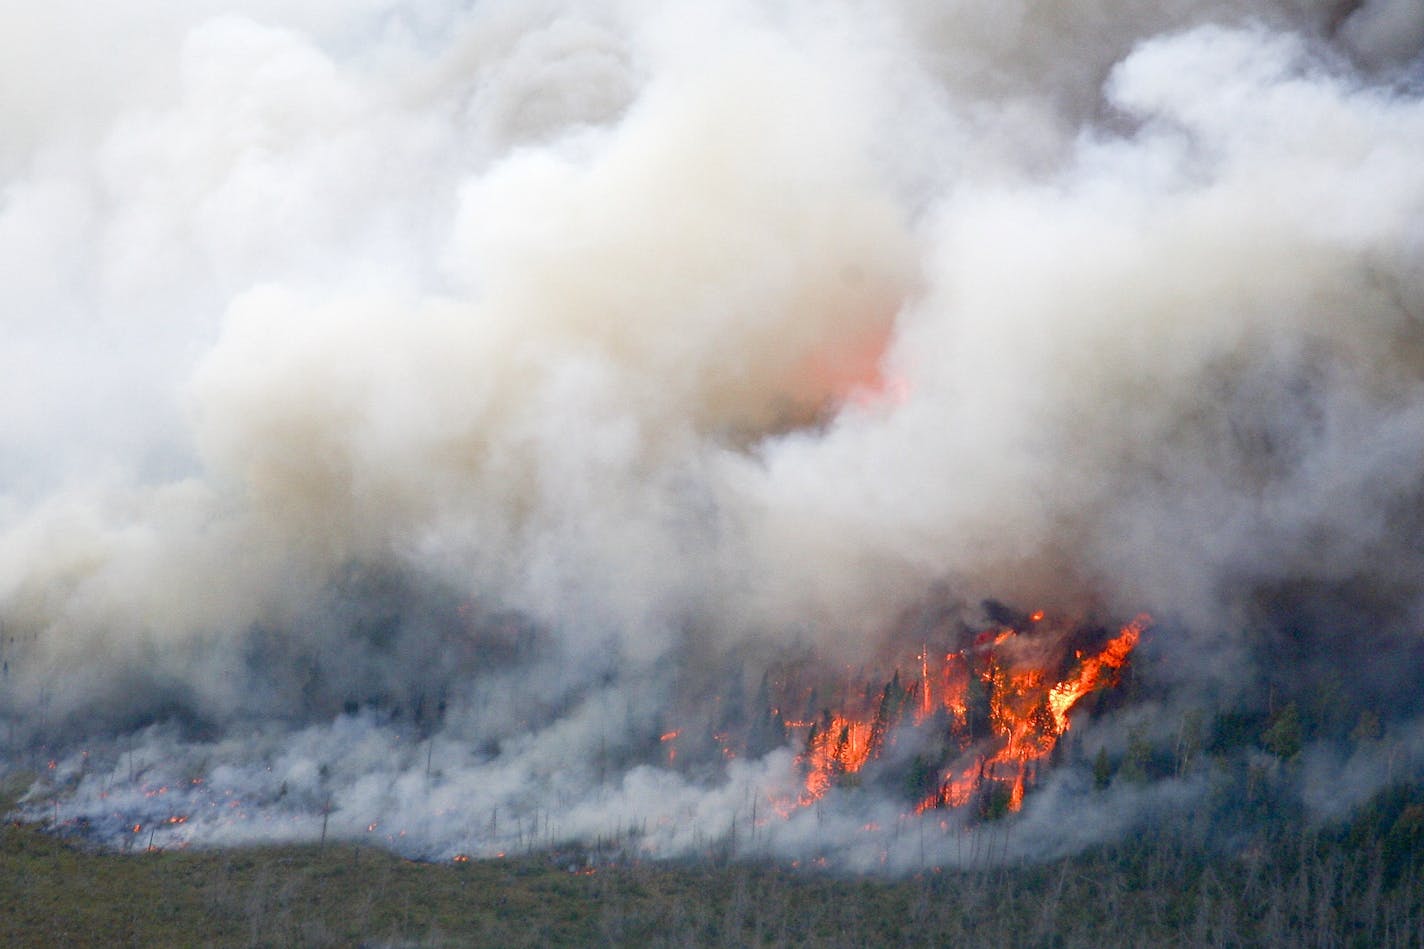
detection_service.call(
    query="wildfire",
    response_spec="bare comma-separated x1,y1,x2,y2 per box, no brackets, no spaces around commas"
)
799,716,875,805
788,613,1148,817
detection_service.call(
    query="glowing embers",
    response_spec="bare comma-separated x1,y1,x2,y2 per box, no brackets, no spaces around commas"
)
790,614,1147,816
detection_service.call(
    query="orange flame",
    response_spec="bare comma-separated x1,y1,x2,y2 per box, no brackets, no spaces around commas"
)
789,614,1148,817
799,715,875,805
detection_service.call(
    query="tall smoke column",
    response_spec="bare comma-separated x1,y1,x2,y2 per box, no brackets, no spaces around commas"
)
1,0,1422,866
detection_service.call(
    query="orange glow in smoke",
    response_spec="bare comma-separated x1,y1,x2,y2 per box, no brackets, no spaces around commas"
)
661,729,681,764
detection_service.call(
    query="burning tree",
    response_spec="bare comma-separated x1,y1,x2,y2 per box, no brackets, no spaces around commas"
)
783,613,1148,817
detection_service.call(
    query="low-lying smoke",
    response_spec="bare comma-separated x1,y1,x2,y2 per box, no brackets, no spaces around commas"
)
3,0,1423,866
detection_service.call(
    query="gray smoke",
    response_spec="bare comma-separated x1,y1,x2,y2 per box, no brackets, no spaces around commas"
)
2,0,1423,865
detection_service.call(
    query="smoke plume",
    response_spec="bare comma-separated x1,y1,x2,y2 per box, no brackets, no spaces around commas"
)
3,0,1423,867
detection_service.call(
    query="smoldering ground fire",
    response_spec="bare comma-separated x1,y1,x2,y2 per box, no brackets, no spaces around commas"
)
2,0,1424,869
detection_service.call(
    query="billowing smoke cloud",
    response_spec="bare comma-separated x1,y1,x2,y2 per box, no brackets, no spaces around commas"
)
3,0,1423,866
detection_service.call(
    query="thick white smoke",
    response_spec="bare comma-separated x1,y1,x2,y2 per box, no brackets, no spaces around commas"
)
3,0,1423,863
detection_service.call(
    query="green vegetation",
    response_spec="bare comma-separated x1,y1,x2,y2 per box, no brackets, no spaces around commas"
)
5,778,1424,947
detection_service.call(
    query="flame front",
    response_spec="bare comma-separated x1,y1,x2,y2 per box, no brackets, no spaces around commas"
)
799,716,876,805
788,614,1147,816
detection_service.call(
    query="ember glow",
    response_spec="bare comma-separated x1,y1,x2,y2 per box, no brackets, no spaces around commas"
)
660,730,681,764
